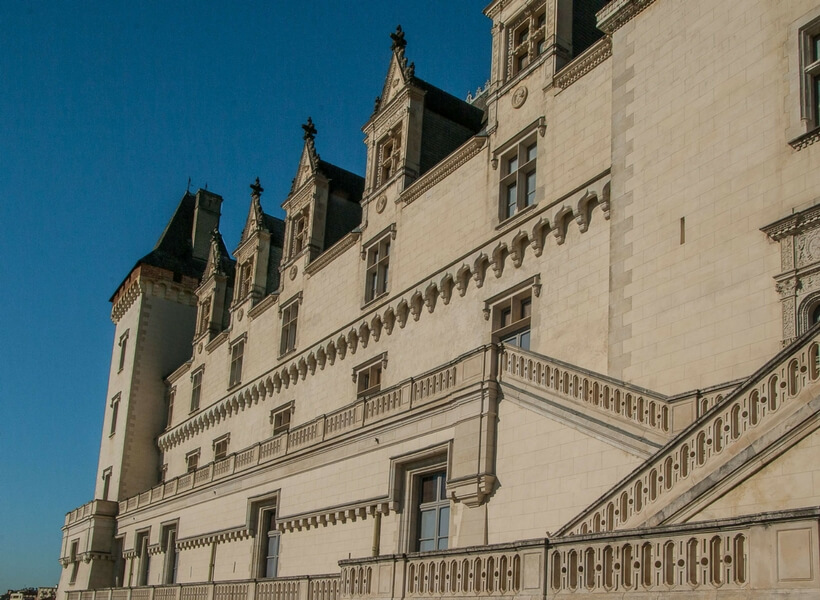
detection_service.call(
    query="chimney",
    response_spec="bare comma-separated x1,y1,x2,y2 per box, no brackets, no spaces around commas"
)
191,190,223,261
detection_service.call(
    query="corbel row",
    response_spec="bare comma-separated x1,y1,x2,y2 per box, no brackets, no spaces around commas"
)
277,501,397,534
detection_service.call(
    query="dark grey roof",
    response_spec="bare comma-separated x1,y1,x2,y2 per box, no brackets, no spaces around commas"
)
412,77,485,133
318,160,365,202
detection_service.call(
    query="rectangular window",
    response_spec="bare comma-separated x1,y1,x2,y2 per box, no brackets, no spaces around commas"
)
213,435,229,462
118,331,129,372
162,525,178,584
499,137,537,220
492,289,533,351
229,340,244,387
365,236,391,302
135,531,150,586
241,257,255,299
374,124,403,188
809,32,820,129
101,467,112,501
257,509,280,578
69,540,80,584
271,405,292,436
198,298,211,336
508,2,547,78
190,370,203,413
113,537,126,587
166,387,175,429
280,301,299,356
415,470,449,552
356,359,383,397
109,394,120,436
292,215,307,257
186,449,200,474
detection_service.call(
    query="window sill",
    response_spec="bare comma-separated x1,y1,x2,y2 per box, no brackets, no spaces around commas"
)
278,349,297,361
361,291,389,310
496,203,537,231
227,381,242,392
789,127,820,150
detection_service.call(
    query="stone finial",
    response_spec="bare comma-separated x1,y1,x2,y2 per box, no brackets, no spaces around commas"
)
302,117,317,141
390,25,407,52
250,177,264,197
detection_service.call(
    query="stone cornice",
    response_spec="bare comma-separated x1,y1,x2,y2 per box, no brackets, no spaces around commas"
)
277,499,397,533
789,127,820,151
554,37,611,90
398,136,488,206
304,231,361,277
761,201,820,241
166,360,192,385
247,293,279,320
111,278,142,323
176,526,251,550
597,0,658,35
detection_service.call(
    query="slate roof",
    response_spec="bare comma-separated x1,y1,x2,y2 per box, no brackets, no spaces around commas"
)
110,191,214,301
412,77,485,134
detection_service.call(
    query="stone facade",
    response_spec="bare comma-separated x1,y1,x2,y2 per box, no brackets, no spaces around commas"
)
58,1,820,598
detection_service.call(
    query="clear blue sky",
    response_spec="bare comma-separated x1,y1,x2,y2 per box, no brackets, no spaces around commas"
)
0,1,489,590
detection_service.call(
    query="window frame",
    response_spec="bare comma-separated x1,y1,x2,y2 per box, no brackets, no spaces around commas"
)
229,338,245,388
213,434,230,462
160,522,179,585
190,368,204,413
373,123,403,189
198,297,212,337
109,393,121,437
270,402,294,437
248,493,281,579
507,2,548,80
186,449,201,474
101,467,112,501
68,539,80,585
279,296,300,357
499,135,538,221
789,9,820,147
237,256,255,300
486,276,540,351
166,386,176,430
354,353,387,398
134,529,151,586
363,227,394,304
414,470,450,552
117,330,129,373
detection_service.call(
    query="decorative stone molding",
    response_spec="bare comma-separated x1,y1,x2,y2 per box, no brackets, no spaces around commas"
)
111,279,142,322
399,136,487,206
789,127,820,151
763,202,820,343
597,0,659,35
278,500,397,533
304,232,361,277
176,526,251,550
554,37,612,90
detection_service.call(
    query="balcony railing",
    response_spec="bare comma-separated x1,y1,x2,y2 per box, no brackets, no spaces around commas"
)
66,576,339,600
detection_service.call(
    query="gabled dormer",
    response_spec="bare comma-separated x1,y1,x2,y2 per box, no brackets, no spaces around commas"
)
232,179,286,307
195,229,235,342
282,119,364,266
362,26,485,202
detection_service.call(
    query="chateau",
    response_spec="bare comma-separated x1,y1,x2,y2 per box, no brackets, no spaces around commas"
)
58,0,820,598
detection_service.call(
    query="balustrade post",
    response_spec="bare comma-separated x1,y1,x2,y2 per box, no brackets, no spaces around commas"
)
147,588,155,600
246,581,256,600
298,579,309,600
205,583,214,600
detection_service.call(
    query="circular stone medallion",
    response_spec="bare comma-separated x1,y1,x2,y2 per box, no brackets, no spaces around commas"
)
376,195,387,214
511,85,528,109
289,265,298,280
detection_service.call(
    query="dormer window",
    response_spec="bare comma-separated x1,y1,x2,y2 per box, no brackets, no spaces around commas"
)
293,217,306,254
375,124,402,188
198,298,211,336
238,257,254,299
509,3,547,78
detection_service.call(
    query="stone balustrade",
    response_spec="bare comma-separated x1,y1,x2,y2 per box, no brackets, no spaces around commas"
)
499,346,678,437
66,576,339,600
560,327,820,537
339,539,547,600
115,346,490,517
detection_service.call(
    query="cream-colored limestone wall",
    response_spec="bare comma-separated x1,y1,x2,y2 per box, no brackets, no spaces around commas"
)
278,519,373,577
489,396,643,542
607,0,820,395
694,426,820,522
98,281,197,501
